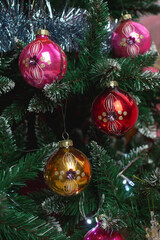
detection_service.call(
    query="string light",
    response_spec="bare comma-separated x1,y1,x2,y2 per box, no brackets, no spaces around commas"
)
86,219,92,224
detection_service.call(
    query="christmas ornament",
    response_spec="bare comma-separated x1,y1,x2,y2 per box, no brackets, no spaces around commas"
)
112,14,151,58
84,215,124,240
19,29,67,89
146,211,160,240
142,67,159,73
44,139,91,196
91,81,138,136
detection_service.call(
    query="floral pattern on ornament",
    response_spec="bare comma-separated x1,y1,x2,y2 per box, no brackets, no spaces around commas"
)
62,152,78,195
119,22,144,57
99,93,122,135
24,41,44,84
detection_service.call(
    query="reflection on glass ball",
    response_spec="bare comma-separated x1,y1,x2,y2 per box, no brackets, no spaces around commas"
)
44,140,91,196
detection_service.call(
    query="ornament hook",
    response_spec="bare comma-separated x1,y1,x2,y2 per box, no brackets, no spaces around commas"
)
62,131,69,140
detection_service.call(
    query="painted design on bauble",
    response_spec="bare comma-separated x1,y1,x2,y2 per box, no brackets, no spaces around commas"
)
92,83,139,136
22,41,44,84
19,30,67,89
120,23,140,57
96,93,130,135
103,93,122,135
112,19,151,58
52,152,86,195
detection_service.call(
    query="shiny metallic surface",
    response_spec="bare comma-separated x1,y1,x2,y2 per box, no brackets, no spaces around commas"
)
112,20,151,58
44,146,91,196
59,139,73,148
19,33,67,88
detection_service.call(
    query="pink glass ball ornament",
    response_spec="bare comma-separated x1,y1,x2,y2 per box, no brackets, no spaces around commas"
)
84,215,124,240
142,66,159,73
112,14,151,58
19,29,67,89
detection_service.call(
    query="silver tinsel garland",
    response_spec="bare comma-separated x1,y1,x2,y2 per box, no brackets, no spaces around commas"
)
0,0,116,53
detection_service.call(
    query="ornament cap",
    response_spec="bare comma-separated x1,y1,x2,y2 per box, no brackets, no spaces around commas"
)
36,29,49,36
109,81,118,88
120,13,132,21
97,214,107,221
59,139,73,148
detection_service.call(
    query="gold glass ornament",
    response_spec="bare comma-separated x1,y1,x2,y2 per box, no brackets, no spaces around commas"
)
44,139,91,196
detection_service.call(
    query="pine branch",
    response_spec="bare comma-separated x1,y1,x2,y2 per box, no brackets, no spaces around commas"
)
0,211,67,240
0,55,15,72
28,94,56,113
0,143,58,191
0,117,18,165
108,0,160,19
35,116,57,147
14,122,28,149
43,82,70,102
0,75,15,95
2,101,27,124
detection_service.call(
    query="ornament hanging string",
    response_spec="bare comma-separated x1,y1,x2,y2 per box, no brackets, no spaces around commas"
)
61,100,69,140
31,0,35,10
28,0,31,18
79,192,105,221
20,0,24,13
119,0,125,15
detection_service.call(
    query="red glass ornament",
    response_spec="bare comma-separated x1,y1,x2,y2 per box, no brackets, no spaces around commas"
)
112,15,151,58
19,29,67,89
84,223,124,240
142,66,159,73
91,82,138,136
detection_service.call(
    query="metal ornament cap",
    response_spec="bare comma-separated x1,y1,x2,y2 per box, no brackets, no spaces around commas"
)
36,29,49,36
120,13,132,21
109,81,118,88
59,139,73,148
97,214,108,230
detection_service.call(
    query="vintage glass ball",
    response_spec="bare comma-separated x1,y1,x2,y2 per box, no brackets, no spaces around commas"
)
19,29,67,88
44,140,91,196
91,81,138,136
112,14,151,58
84,224,124,240
142,66,159,73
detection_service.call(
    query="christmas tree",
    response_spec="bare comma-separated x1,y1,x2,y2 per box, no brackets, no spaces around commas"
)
1,0,160,239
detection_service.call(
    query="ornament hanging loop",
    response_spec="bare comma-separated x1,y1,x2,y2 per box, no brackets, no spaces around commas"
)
62,131,69,140
79,192,105,221
120,10,132,21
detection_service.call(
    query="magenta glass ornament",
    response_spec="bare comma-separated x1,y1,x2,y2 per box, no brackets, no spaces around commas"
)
112,15,151,58
19,29,67,89
91,81,138,136
142,66,159,73
84,224,124,240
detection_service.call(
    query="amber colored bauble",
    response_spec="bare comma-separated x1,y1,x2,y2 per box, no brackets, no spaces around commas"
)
91,81,138,136
44,140,91,196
